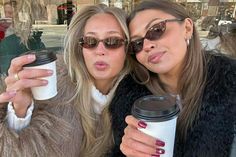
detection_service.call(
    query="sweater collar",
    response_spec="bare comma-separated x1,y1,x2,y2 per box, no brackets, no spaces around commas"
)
92,85,112,105
91,73,127,115
91,85,113,114
91,74,127,114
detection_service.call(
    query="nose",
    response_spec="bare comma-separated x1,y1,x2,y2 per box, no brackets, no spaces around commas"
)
142,38,156,52
94,41,106,55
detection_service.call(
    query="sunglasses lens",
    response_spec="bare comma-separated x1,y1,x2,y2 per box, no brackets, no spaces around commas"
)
129,21,166,54
79,37,125,49
104,37,125,49
130,38,144,54
79,37,98,48
146,21,166,41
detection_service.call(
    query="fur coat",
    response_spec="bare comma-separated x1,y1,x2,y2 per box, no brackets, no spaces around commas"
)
109,53,236,157
0,54,83,157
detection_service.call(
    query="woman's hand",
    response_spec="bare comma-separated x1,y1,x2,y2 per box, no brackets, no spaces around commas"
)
120,115,165,157
0,91,16,103
1,54,53,117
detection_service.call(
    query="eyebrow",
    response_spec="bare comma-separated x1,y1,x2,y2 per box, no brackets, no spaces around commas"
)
131,18,162,40
85,31,123,36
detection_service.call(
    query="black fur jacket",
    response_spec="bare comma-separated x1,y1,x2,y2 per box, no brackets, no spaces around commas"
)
108,54,236,157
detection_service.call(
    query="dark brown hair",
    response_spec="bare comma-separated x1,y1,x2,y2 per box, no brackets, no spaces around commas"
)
128,0,207,140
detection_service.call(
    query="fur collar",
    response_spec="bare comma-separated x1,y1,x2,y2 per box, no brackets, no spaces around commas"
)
108,53,236,157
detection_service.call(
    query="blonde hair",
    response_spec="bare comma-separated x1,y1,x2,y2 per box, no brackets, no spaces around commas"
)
128,0,207,140
63,4,131,156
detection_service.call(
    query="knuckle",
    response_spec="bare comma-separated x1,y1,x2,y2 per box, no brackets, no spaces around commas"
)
125,115,132,123
7,68,11,74
120,143,131,156
125,128,131,136
124,126,129,134
125,115,130,122
6,86,10,91
120,143,124,152
121,135,126,142
4,76,10,84
10,59,17,67
123,134,135,148
129,148,137,156
129,139,137,148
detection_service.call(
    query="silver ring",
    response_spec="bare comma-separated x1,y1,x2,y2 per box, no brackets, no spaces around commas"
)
14,73,20,81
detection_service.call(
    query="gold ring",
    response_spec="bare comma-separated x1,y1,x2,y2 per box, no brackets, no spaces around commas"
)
14,73,20,81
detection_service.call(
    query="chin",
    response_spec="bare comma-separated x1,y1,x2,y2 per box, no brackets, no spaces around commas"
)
93,74,109,79
150,68,168,74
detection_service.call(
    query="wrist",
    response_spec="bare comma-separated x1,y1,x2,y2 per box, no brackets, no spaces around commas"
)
7,101,34,132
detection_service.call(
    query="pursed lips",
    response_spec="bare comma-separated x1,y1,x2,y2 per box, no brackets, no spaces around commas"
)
148,51,165,64
94,61,109,70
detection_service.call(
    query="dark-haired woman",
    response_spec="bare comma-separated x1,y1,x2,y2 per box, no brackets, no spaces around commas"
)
109,0,236,157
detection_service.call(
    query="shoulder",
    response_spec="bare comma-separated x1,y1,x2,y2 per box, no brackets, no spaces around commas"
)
202,52,235,126
204,52,236,105
205,52,236,90
183,53,236,156
201,52,235,131
206,51,236,74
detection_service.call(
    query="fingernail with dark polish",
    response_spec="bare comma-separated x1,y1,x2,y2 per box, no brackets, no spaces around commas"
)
151,154,160,157
138,121,147,128
156,140,165,147
156,148,165,154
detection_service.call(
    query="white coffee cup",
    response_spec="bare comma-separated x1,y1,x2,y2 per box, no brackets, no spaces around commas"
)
132,95,181,157
23,50,57,100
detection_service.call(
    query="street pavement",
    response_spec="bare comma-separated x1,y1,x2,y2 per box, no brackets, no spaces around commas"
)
32,24,67,49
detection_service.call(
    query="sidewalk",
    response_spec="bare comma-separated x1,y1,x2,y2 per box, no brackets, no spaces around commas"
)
32,24,67,48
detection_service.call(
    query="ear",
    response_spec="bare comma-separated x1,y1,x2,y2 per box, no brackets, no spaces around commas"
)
184,18,193,39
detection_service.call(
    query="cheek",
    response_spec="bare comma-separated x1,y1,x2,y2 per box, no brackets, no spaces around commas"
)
111,52,126,70
136,53,146,65
82,51,92,68
170,36,187,56
167,32,187,56
166,25,186,46
169,33,184,46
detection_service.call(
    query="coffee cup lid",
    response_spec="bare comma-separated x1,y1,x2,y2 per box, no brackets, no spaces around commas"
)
132,95,180,122
23,50,57,67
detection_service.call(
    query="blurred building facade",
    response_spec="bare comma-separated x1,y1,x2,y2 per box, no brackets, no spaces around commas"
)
0,0,235,25
0,0,235,54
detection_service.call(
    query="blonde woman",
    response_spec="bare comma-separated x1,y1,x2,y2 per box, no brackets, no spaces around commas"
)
0,4,131,157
